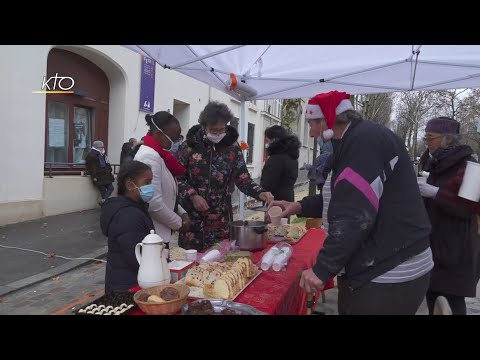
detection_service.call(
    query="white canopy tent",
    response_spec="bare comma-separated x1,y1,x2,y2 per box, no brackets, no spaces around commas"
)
124,45,480,217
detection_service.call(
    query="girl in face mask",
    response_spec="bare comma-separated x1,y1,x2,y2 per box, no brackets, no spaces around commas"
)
134,112,191,248
100,160,155,294
176,101,273,251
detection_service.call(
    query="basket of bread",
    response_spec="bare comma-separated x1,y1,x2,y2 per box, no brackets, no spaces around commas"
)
133,283,190,315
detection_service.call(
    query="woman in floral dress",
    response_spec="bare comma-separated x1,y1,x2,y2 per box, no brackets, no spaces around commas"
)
177,101,273,251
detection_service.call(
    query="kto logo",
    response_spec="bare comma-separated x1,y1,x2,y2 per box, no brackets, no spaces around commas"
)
32,73,75,94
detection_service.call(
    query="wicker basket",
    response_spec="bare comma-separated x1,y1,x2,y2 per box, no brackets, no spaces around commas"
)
133,284,190,315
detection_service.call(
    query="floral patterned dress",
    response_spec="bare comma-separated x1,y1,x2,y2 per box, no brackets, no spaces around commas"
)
177,125,264,251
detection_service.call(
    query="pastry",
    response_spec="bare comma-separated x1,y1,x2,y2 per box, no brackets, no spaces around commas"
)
147,295,165,303
160,287,179,301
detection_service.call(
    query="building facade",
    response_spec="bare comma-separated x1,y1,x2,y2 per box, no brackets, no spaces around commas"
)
0,45,314,226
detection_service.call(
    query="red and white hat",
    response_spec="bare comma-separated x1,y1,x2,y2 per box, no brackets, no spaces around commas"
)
305,91,353,140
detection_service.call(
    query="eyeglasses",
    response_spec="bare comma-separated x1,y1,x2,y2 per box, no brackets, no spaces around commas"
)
422,135,442,142
206,127,226,135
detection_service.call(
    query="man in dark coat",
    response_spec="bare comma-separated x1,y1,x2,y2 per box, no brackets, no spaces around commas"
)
120,138,137,165
85,140,115,206
419,116,480,315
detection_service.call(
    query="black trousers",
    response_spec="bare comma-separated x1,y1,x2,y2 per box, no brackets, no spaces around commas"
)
426,289,467,315
337,272,430,315
97,183,114,200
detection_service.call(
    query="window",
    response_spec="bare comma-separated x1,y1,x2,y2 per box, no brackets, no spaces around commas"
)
275,99,283,118
247,123,255,164
303,118,311,146
264,99,282,118
44,48,110,174
46,102,94,165
73,107,93,164
46,102,69,163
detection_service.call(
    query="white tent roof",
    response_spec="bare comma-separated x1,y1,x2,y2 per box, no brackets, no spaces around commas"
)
124,45,480,100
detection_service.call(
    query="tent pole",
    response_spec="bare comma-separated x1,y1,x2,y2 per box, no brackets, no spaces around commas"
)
308,138,318,196
239,101,246,220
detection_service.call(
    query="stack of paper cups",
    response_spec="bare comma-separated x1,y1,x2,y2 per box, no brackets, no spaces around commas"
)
260,247,281,271
458,161,480,202
272,246,292,272
201,249,221,263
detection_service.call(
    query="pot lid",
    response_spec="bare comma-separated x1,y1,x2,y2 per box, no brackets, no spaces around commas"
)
142,230,164,244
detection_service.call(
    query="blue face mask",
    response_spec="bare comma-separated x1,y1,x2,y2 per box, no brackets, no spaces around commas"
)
169,140,182,154
134,183,155,203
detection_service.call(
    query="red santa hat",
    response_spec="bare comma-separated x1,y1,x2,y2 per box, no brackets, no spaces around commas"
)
305,91,353,140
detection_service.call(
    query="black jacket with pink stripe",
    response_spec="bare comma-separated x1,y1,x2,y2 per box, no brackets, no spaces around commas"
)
301,117,431,290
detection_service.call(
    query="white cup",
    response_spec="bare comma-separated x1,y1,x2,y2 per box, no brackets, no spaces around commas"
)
458,161,480,202
201,249,220,262
280,218,288,225
270,216,281,225
185,249,197,262
417,177,427,184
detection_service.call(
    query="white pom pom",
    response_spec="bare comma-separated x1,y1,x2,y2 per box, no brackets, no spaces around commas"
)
323,129,334,141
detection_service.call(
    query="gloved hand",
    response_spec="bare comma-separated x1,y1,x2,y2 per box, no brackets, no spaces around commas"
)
418,180,439,198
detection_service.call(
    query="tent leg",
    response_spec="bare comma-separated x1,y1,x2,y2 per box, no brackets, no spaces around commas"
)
239,101,246,220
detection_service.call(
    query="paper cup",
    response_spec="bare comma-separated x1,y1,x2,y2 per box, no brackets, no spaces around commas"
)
268,206,282,218
417,177,427,184
458,161,480,202
185,249,197,262
201,249,220,262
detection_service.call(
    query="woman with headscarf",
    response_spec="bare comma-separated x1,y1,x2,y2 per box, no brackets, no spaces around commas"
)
418,116,480,315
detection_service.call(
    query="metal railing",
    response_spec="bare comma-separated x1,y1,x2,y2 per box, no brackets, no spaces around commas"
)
44,162,121,178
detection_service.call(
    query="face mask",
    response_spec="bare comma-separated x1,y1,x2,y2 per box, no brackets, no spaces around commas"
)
169,140,182,153
207,132,226,144
134,183,155,203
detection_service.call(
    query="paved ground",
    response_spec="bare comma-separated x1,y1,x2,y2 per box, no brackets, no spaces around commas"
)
0,261,106,315
0,209,106,296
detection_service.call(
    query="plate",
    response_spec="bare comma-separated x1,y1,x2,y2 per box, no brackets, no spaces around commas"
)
267,232,306,244
176,270,262,301
182,299,266,315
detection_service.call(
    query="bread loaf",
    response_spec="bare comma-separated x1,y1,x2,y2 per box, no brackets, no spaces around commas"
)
184,258,258,299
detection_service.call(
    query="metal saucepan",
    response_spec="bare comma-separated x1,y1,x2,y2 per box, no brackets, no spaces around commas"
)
230,220,268,251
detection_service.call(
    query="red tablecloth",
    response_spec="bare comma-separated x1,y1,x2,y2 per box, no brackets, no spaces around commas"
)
130,228,334,315
234,228,334,315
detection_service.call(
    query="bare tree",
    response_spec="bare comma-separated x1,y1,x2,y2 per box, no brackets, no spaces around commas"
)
455,89,480,156
392,91,437,159
430,89,469,119
281,98,303,133
355,93,393,127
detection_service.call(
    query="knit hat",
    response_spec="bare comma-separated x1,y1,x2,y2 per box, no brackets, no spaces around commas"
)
305,91,353,140
425,116,460,134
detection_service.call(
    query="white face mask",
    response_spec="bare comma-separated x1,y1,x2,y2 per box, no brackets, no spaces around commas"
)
207,132,226,144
